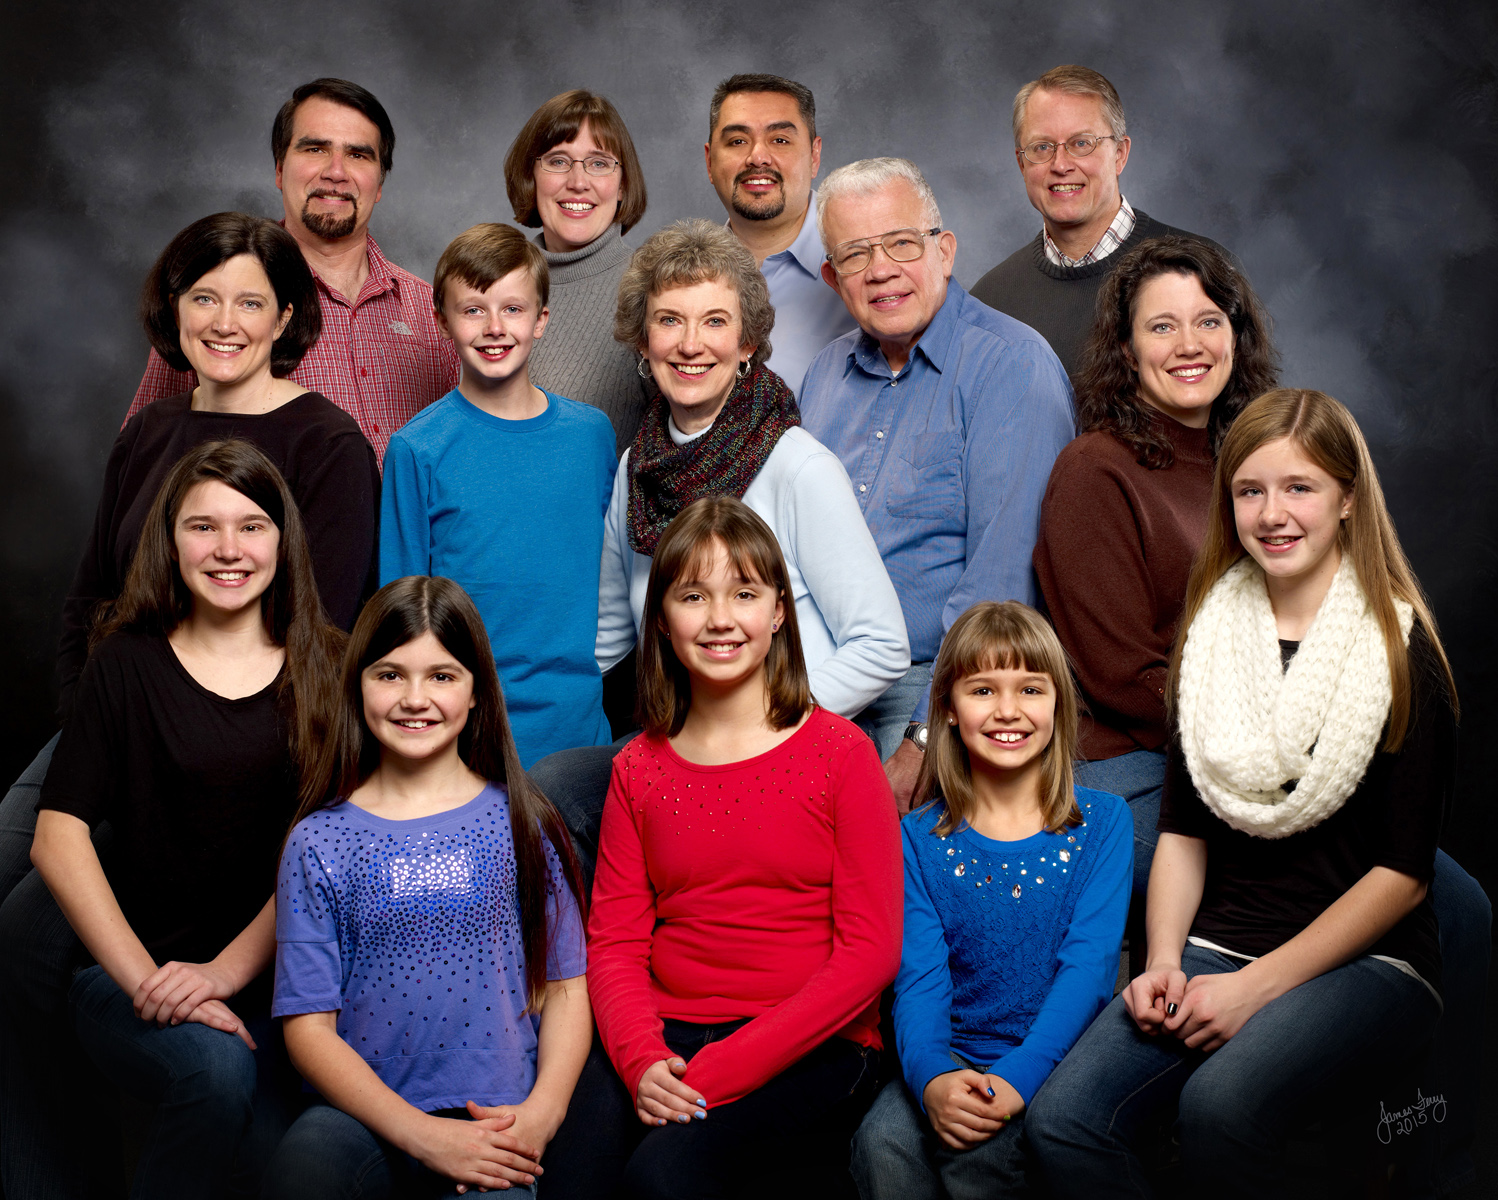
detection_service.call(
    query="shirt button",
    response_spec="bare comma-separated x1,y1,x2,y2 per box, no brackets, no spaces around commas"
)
361,367,368,377
875,431,884,439
890,378,898,387
859,484,867,493
372,424,381,433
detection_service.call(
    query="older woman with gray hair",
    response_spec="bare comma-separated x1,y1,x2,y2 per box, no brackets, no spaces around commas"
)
527,220,907,897
597,218,908,718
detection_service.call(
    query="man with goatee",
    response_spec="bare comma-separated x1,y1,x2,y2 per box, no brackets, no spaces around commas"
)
705,73,856,396
125,78,456,463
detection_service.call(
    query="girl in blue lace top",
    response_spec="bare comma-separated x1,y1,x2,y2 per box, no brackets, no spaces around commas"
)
851,601,1131,1198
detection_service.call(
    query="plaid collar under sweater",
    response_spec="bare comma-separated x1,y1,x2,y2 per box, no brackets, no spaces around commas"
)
1043,196,1137,268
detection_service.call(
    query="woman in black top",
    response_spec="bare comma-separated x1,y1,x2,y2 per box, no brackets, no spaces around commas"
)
1026,390,1458,1198
31,440,343,1198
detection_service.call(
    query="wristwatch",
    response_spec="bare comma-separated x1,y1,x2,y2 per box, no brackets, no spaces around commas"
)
904,722,929,751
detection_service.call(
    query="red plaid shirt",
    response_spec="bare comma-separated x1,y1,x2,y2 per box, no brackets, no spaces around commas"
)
125,234,458,466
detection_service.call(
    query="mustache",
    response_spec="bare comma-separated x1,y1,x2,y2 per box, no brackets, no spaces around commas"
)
734,167,783,187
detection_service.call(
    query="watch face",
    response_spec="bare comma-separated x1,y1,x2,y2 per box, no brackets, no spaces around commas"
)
915,725,929,747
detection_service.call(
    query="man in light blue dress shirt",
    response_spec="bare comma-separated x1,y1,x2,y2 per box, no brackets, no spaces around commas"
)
801,157,1075,811
706,74,858,396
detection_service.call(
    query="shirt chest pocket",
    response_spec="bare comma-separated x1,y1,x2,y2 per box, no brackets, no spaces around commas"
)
886,430,964,520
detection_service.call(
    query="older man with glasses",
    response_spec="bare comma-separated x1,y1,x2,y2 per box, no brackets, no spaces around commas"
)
971,64,1236,382
800,157,1074,812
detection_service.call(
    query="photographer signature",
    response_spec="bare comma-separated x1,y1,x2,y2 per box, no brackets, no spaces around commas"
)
1376,1091,1446,1144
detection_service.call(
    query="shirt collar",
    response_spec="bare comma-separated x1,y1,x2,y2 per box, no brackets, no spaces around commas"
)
724,191,827,281
1042,195,1136,268
848,279,961,378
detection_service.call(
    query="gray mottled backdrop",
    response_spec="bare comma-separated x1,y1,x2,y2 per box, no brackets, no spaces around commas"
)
4,0,1495,891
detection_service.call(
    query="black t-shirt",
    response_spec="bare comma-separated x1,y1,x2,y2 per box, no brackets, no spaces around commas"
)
1158,623,1452,994
41,631,297,965
57,390,379,717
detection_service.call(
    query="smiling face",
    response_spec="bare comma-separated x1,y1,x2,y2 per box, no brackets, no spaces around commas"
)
706,91,821,226
661,538,784,695
361,630,477,766
533,119,624,252
437,266,549,390
1015,88,1129,249
819,180,956,372
173,479,280,619
176,253,292,390
1128,271,1235,428
1232,436,1352,596
950,664,1057,787
643,276,755,432
275,95,384,243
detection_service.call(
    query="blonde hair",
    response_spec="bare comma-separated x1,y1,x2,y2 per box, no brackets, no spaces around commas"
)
915,601,1081,835
1169,389,1457,748
1012,65,1127,147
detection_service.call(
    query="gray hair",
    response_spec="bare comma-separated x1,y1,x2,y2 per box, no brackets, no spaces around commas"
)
614,219,773,371
815,158,942,252
1012,65,1127,148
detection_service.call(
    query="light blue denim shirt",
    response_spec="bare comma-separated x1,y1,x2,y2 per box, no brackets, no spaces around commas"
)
800,282,1074,721
758,190,859,398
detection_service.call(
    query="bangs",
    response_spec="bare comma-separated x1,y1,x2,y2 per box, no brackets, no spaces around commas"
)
674,534,776,591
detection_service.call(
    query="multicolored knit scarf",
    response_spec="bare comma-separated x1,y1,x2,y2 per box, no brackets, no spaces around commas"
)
626,365,801,555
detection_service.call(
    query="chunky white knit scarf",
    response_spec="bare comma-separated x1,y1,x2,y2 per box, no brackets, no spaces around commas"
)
1176,555,1413,839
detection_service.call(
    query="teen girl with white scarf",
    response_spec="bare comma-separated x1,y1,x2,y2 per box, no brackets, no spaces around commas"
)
1025,389,1461,1197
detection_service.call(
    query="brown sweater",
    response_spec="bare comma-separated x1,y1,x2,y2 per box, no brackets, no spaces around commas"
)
1034,417,1213,760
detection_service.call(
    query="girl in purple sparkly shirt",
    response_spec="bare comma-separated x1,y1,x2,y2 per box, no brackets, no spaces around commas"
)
850,601,1132,1198
264,577,590,1199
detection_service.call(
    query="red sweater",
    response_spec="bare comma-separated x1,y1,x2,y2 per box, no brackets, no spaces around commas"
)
587,709,902,1107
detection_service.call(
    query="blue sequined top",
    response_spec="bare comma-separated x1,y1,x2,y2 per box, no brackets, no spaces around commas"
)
273,783,585,1112
894,786,1131,1107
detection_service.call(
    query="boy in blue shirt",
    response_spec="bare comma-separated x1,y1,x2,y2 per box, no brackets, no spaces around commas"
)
381,223,617,766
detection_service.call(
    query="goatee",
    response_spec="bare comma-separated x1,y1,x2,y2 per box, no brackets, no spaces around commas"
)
731,192,786,222
301,197,359,241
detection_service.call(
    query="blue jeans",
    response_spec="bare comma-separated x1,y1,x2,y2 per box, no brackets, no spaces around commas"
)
263,1101,536,1199
851,1075,1032,1199
70,964,280,1199
1072,750,1165,906
566,1017,879,1199
1025,944,1441,1198
0,733,56,903
853,662,934,762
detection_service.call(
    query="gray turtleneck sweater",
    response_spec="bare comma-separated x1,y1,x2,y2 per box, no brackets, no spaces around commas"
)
529,228,651,456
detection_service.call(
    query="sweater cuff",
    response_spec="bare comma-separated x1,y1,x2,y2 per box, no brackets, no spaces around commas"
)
986,1047,1050,1107
904,1049,959,1114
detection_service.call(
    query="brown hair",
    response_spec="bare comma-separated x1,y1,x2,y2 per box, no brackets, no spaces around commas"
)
432,222,550,313
1077,236,1279,468
709,73,817,141
141,212,321,376
1012,64,1127,146
92,439,344,780
914,601,1082,835
271,77,395,178
637,496,811,737
1169,389,1457,748
503,89,648,236
290,576,584,1012
614,220,774,371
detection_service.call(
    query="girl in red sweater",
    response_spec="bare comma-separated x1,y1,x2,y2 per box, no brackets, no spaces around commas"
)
582,495,902,1199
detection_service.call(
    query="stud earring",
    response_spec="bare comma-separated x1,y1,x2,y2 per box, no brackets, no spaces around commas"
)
948,716,957,725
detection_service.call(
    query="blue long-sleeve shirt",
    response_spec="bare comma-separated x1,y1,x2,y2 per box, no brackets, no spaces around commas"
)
894,787,1131,1109
799,283,1074,721
380,388,616,767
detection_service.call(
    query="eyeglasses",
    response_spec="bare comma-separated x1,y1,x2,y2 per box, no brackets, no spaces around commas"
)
536,153,620,177
1019,134,1120,165
826,227,942,275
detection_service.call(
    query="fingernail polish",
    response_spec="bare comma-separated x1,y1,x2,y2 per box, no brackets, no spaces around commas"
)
987,1087,995,1097
678,1113,690,1122
1166,1003,1178,1016
695,1098,706,1106
694,1109,706,1119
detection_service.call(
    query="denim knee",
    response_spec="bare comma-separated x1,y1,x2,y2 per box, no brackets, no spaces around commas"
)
264,1103,390,1200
